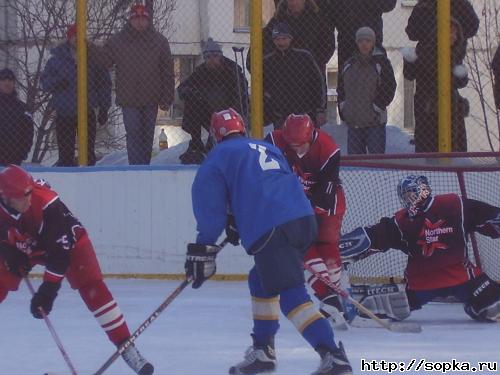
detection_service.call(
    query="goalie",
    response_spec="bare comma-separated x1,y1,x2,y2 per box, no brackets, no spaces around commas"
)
340,174,500,323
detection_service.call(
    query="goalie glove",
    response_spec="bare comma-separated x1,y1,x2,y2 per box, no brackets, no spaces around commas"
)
185,243,220,289
351,283,411,321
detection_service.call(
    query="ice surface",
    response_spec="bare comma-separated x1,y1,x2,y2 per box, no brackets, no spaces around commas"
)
2,279,497,375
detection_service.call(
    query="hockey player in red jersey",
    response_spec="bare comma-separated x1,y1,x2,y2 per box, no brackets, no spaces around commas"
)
340,174,500,323
0,165,154,374
265,114,349,328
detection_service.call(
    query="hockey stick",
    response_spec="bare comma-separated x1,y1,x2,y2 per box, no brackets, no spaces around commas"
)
24,278,78,375
304,264,422,333
93,238,230,375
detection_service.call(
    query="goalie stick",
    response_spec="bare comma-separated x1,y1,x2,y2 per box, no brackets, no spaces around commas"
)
303,263,422,333
24,278,79,375
93,238,229,375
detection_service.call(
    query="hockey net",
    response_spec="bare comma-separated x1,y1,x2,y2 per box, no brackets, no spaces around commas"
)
340,152,500,284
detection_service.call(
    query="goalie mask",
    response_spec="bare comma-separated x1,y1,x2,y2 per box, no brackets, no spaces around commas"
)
397,175,432,217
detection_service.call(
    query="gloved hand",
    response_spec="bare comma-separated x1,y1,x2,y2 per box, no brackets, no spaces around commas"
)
97,108,109,126
225,215,240,246
30,281,61,319
185,243,219,289
0,242,31,278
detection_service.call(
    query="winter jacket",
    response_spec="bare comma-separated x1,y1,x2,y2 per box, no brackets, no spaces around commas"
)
263,47,326,123
248,0,334,72
0,92,34,165
178,57,248,115
318,0,396,68
337,48,396,127
93,23,174,108
41,42,111,117
492,46,500,109
405,4,475,152
406,0,479,64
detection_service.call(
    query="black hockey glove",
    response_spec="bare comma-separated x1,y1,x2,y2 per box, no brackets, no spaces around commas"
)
226,215,240,246
0,243,31,277
30,281,61,319
185,243,219,289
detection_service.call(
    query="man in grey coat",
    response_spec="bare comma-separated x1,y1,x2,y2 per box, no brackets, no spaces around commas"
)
337,27,396,154
92,4,175,165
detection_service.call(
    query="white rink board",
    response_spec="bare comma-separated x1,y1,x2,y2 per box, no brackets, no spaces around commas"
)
28,166,253,275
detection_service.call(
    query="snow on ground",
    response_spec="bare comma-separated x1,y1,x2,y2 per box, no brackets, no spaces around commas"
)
96,123,415,166
2,279,497,375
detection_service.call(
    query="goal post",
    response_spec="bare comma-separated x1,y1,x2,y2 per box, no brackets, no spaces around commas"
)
339,152,500,284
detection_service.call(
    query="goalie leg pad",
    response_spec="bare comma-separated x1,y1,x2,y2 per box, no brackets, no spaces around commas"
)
351,283,411,321
464,273,500,322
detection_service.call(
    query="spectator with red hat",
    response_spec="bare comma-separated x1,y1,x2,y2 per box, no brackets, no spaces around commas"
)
41,23,111,166
91,3,175,165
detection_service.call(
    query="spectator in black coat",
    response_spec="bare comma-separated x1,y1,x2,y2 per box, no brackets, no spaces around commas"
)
317,0,396,69
178,38,248,164
263,23,326,129
337,27,396,154
492,46,500,110
0,69,34,166
404,0,478,152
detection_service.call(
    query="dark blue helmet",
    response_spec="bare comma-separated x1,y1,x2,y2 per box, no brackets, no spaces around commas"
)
397,175,432,217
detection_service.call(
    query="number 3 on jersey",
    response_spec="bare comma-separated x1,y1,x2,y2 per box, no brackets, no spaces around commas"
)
249,143,280,171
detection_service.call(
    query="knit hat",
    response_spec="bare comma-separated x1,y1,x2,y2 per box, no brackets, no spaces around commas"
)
355,27,376,43
272,22,292,39
0,68,16,81
130,4,150,19
66,24,77,40
203,38,223,58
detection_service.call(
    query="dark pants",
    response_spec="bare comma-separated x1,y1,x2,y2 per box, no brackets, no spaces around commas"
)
122,106,158,165
55,111,97,166
413,90,468,153
347,125,386,154
250,215,318,295
181,99,215,153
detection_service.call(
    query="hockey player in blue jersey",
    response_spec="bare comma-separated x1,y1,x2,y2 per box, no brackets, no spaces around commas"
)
185,108,352,375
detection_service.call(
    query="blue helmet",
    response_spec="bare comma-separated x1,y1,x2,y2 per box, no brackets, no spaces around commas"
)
397,175,432,217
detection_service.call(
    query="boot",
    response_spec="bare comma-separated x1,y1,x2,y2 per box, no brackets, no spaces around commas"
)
229,335,276,374
312,342,352,375
319,294,349,331
121,343,154,375
179,140,206,165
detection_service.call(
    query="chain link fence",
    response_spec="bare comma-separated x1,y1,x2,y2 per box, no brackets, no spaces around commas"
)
0,0,497,167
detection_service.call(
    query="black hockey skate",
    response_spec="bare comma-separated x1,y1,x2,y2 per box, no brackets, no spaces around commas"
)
312,342,352,375
229,335,276,374
121,344,154,375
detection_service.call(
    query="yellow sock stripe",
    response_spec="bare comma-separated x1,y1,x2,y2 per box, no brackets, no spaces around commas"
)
286,302,323,333
252,296,280,321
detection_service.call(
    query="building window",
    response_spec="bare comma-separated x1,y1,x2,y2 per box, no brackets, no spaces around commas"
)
234,0,275,31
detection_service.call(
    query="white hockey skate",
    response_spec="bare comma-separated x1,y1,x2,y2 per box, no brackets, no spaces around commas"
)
121,344,154,375
319,295,349,331
229,335,277,374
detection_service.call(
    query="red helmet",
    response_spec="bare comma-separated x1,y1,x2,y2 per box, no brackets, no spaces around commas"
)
210,108,246,143
282,114,314,145
0,165,34,199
